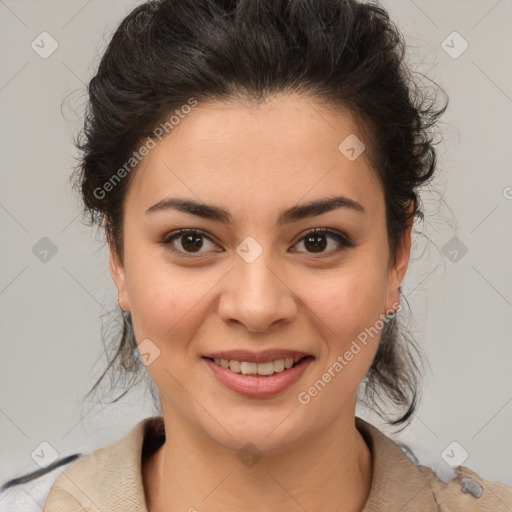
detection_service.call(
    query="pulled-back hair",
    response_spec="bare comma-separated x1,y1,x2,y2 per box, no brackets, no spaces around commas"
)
71,0,448,426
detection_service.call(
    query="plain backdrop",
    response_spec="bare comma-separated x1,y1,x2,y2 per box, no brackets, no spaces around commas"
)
1,0,511,492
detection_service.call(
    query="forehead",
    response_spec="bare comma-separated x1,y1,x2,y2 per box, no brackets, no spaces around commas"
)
125,93,383,222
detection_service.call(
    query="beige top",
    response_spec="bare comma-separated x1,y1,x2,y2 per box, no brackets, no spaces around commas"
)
44,416,512,511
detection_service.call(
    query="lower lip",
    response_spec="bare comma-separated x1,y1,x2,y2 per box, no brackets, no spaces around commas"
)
203,356,314,398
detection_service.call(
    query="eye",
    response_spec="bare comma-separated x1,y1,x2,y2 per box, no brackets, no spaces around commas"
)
162,229,221,258
291,228,353,256
161,227,353,259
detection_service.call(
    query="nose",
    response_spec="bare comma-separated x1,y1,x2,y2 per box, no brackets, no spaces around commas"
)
217,251,297,333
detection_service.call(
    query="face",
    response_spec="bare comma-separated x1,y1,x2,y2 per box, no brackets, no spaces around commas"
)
110,93,411,454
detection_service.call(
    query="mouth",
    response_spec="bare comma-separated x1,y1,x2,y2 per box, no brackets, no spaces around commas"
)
201,351,315,398
202,355,312,377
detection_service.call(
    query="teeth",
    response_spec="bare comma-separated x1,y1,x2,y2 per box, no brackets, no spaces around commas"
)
255,361,274,376
229,360,241,373
240,362,258,375
273,359,285,372
212,357,303,375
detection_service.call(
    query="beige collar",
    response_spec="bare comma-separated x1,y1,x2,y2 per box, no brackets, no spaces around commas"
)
45,415,499,511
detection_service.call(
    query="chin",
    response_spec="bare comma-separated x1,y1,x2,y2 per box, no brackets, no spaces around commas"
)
215,426,304,458
197,405,310,456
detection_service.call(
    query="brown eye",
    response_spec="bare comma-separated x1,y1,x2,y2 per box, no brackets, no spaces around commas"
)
179,232,204,252
161,227,353,259
293,228,353,256
162,229,219,257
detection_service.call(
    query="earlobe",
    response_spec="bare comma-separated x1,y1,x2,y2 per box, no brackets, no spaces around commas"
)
386,217,413,313
109,246,128,300
395,219,413,283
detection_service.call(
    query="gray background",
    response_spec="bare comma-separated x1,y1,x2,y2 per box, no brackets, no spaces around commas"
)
1,0,511,492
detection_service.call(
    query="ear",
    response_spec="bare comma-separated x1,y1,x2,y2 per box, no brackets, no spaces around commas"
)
109,246,130,312
385,215,413,314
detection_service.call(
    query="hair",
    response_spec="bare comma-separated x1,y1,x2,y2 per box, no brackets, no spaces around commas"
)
71,0,448,427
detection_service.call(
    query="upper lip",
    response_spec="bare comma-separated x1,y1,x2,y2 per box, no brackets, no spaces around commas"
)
202,349,312,363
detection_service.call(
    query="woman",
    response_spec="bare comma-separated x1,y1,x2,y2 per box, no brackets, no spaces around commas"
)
2,0,511,510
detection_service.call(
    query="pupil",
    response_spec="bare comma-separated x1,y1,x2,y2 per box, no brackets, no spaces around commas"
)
305,234,326,253
182,233,203,252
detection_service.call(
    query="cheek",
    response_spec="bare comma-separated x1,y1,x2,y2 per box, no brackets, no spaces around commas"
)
124,246,207,342
293,259,389,405
126,262,214,395
293,270,386,415
298,261,387,343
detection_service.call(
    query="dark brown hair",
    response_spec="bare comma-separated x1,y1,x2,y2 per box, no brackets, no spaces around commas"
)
71,0,448,426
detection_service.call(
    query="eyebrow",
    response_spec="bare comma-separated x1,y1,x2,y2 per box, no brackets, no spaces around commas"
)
145,195,366,225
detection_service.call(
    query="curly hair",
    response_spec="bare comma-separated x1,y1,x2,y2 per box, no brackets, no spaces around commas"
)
70,0,448,426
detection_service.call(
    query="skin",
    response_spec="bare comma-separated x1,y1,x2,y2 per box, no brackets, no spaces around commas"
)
110,92,412,511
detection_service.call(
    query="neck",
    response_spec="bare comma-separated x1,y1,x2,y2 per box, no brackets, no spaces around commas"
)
143,406,372,512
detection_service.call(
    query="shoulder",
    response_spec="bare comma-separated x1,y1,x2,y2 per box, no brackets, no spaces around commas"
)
0,416,161,512
0,453,82,512
43,416,163,511
425,464,512,511
355,417,512,511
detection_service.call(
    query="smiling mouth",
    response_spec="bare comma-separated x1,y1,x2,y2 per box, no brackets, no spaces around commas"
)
202,356,313,377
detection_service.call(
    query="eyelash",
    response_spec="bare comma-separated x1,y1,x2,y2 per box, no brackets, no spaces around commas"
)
161,228,354,259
